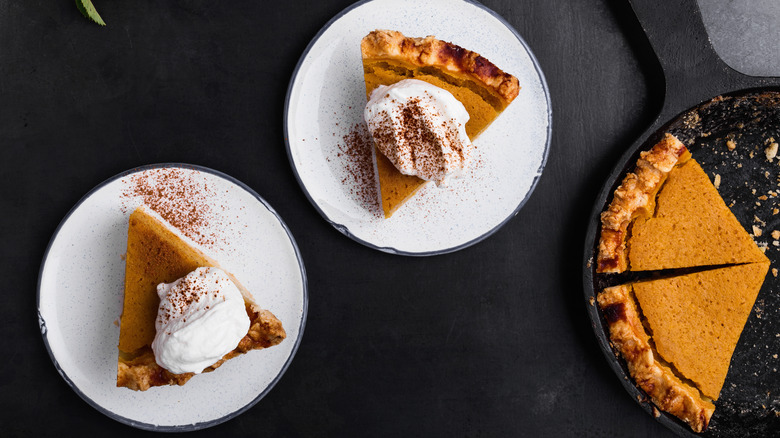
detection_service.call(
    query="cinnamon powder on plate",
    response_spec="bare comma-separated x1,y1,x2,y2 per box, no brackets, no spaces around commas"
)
121,167,221,248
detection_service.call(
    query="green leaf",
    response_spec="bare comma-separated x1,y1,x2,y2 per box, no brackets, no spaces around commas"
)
75,0,106,26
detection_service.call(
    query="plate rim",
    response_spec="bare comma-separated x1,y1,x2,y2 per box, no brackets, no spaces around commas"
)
282,0,553,257
36,162,309,432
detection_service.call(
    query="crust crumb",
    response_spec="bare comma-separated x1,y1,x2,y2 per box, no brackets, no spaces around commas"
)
766,142,778,161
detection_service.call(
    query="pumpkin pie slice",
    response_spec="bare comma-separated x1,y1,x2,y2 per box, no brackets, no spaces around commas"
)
117,206,286,391
598,261,768,432
633,262,769,400
597,133,768,273
598,284,715,433
629,159,769,270
361,29,520,218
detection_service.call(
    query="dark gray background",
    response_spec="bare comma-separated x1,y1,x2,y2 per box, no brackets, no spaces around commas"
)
1,1,773,437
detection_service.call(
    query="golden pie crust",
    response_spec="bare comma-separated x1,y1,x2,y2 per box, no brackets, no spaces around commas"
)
361,30,520,109
597,133,690,273
361,29,520,218
117,207,286,391
597,284,715,433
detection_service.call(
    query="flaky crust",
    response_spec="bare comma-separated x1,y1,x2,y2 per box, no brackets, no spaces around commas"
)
117,306,286,391
597,285,715,433
596,134,689,273
361,29,520,104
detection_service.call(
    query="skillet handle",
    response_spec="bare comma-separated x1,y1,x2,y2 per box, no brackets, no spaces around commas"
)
628,0,770,109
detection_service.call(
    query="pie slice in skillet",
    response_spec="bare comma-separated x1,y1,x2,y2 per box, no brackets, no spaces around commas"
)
597,283,715,433
628,158,768,271
597,134,769,274
594,134,771,432
598,261,768,432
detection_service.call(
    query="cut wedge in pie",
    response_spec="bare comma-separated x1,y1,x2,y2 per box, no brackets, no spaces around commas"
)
594,133,772,432
117,206,286,391
598,284,716,433
629,159,768,270
360,29,520,218
598,133,769,273
632,263,769,400
598,261,768,432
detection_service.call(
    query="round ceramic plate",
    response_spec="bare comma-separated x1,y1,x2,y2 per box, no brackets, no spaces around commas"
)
37,164,307,431
284,0,551,255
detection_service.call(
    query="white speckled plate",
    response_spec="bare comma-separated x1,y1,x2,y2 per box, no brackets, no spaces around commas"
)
37,164,307,431
285,0,551,255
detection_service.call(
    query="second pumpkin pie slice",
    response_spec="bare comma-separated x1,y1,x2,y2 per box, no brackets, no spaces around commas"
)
360,29,520,218
633,261,769,400
629,159,769,271
117,206,286,390
598,261,769,431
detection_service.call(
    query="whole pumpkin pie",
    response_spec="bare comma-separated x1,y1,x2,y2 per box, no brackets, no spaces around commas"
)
361,29,520,217
117,206,286,391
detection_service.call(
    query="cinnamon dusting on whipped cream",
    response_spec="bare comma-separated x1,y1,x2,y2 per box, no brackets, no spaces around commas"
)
365,79,473,185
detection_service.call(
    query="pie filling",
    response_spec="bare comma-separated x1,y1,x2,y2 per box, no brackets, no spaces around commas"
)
625,283,712,396
373,149,426,218
363,59,502,139
595,133,771,432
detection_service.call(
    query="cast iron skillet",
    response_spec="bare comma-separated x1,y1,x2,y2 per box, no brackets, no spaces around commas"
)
583,1,780,436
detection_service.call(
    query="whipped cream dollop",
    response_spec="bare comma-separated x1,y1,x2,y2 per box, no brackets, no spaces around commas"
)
364,79,473,185
151,267,250,374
